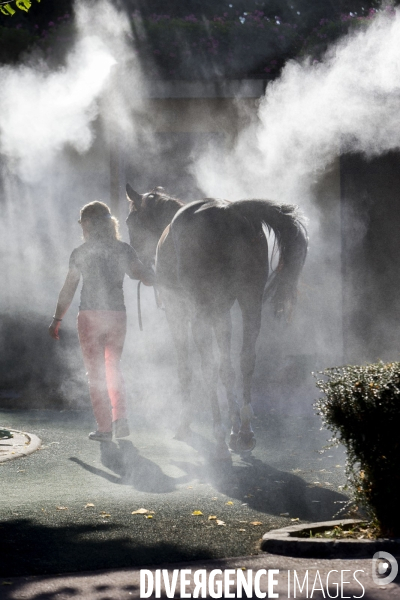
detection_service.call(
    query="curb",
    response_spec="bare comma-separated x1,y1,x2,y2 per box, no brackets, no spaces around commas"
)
261,519,400,558
0,429,42,463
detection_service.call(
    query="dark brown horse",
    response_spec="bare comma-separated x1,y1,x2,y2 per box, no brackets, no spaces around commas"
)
126,184,308,459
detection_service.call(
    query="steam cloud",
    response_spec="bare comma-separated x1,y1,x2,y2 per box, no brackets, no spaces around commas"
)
1,2,399,415
194,9,400,202
0,1,145,182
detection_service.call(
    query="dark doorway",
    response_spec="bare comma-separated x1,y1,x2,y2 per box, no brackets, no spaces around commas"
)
341,151,400,363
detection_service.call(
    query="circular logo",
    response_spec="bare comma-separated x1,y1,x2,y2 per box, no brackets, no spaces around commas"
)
372,551,398,585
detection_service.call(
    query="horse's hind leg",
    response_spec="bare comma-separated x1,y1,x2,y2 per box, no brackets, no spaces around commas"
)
212,310,241,452
163,293,192,438
237,292,263,453
191,309,231,461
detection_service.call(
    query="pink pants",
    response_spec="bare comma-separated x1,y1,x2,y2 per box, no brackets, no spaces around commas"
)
77,310,127,432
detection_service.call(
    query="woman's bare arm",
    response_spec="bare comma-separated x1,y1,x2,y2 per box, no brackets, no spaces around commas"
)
49,268,81,340
127,260,155,287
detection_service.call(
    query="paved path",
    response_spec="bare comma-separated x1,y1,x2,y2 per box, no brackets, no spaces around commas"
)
1,409,399,598
0,554,399,598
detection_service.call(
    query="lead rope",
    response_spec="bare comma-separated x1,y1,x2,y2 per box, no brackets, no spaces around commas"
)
137,281,163,331
137,281,143,331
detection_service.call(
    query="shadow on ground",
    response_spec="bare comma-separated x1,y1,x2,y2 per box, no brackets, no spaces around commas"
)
71,435,348,523
0,518,214,578
70,439,189,492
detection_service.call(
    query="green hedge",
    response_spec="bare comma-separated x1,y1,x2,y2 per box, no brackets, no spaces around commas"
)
315,361,400,536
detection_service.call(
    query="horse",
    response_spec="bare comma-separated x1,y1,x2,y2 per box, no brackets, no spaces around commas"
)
126,184,308,459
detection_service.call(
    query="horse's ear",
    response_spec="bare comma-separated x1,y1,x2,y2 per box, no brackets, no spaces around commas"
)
126,183,142,210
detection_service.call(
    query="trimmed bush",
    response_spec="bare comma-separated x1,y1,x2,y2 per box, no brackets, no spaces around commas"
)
315,361,400,536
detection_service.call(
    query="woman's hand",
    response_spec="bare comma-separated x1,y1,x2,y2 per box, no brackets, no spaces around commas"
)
49,318,61,340
49,268,80,340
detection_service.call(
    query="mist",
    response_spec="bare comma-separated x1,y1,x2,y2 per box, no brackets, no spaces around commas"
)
194,9,400,200
1,1,400,426
190,8,400,410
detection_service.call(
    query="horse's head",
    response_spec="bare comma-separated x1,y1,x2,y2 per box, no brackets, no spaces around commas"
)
126,183,173,267
126,184,185,266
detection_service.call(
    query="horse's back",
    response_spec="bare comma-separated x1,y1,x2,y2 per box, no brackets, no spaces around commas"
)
168,199,269,307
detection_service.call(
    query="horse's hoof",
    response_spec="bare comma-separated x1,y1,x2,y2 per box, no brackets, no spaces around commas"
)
228,433,239,453
236,433,256,454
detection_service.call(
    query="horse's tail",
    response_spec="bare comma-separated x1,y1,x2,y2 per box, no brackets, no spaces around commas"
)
233,199,308,318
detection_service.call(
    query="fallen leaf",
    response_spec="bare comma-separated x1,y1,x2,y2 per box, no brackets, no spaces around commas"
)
208,515,217,520
187,486,193,489
291,518,300,522
250,521,262,526
145,515,153,519
216,520,226,526
238,528,246,532
100,512,111,517
131,508,149,515
56,506,68,510
335,465,343,468
84,503,95,508
225,501,234,505
211,497,218,500
192,510,203,516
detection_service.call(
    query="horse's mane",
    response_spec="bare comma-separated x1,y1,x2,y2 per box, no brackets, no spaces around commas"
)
147,188,184,228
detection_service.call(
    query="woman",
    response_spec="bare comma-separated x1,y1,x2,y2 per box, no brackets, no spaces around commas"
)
49,201,154,441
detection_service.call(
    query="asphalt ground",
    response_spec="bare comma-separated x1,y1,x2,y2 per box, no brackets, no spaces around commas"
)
0,408,353,580
1,554,400,599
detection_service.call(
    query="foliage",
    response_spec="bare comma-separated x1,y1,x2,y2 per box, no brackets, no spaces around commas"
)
0,0,39,17
315,361,400,536
0,2,398,77
0,10,73,64
298,522,379,539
